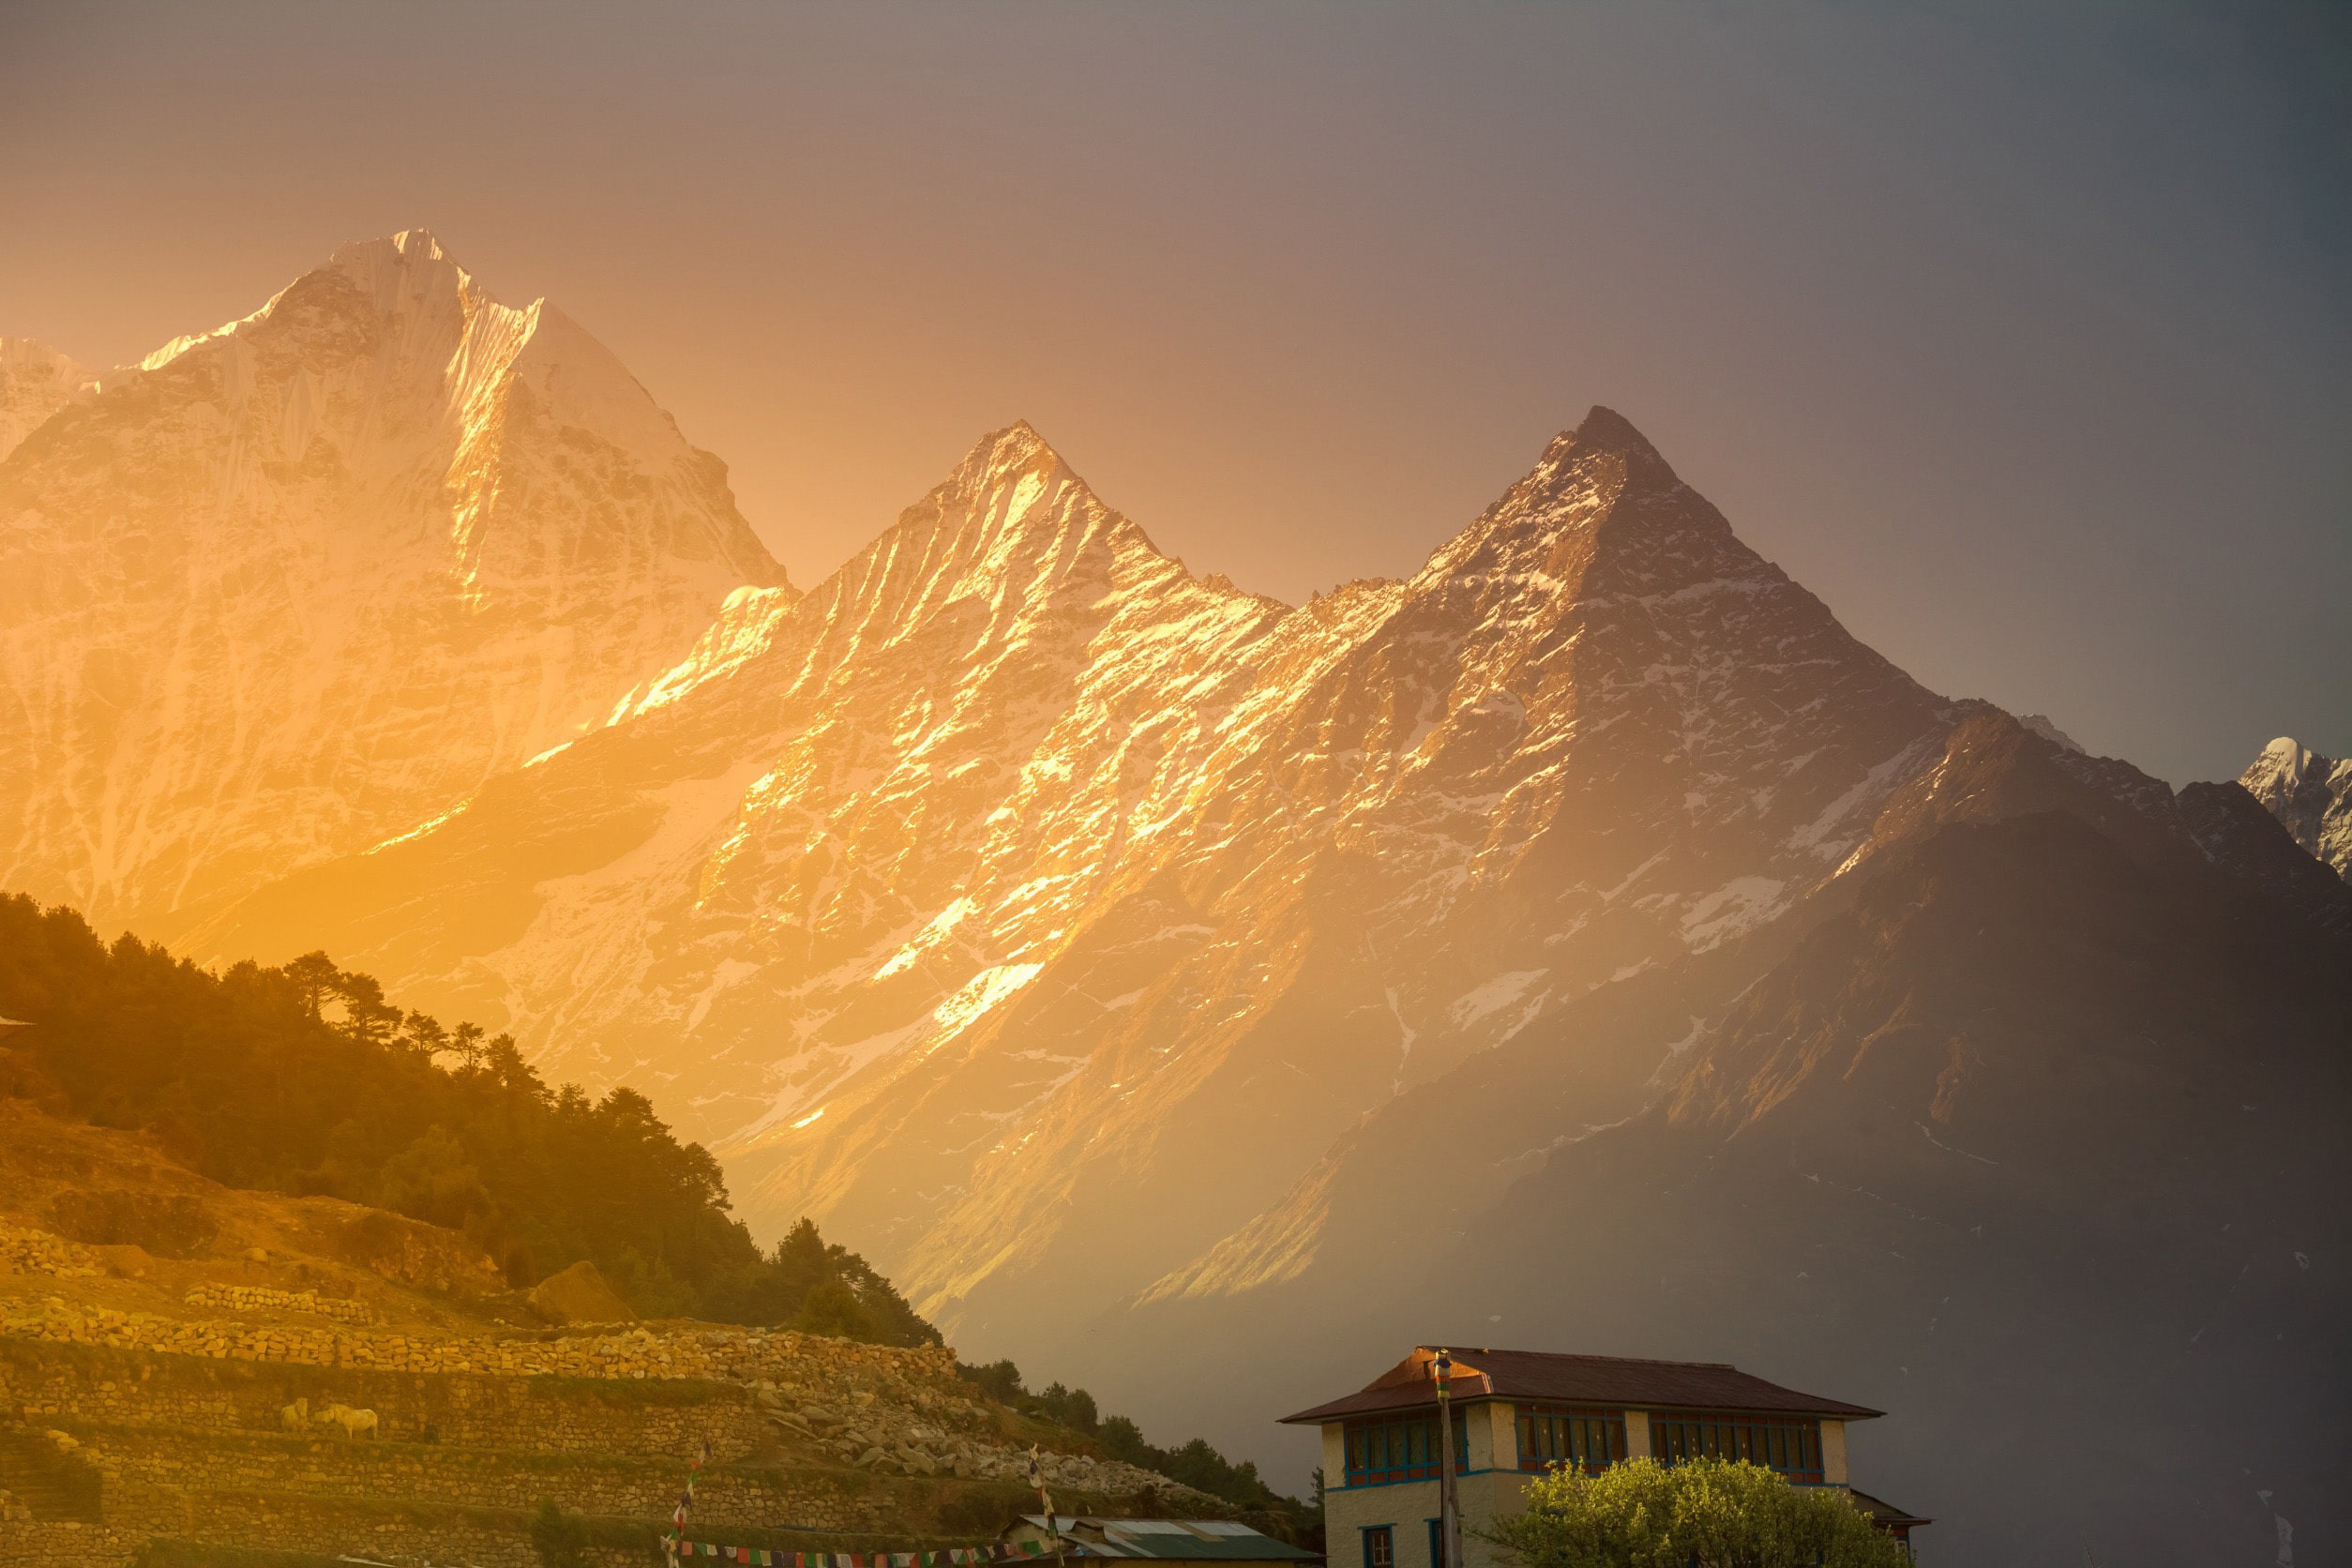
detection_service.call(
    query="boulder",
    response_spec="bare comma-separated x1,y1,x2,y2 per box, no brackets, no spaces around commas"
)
527,1260,637,1324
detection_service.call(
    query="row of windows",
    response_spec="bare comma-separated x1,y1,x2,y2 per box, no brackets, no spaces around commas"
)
1344,1409,1822,1485
1342,1410,1470,1485
1647,1415,1824,1483
1515,1406,1627,1473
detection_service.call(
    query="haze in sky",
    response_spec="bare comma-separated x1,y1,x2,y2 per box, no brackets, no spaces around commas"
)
2,0,2344,782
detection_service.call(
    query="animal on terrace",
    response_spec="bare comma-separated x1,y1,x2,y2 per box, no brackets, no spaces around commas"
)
279,1396,309,1432
313,1402,379,1440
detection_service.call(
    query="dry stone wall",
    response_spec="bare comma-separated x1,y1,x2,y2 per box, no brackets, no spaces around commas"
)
181,1284,373,1324
0,1520,145,1567
3,1298,956,1383
50,1417,897,1530
59,1485,619,1568
0,1342,768,1458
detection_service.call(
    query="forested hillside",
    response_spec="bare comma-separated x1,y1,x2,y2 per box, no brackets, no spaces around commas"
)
0,893,930,1346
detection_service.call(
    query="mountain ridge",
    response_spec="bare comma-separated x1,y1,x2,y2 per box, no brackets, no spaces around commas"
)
182,401,1974,1365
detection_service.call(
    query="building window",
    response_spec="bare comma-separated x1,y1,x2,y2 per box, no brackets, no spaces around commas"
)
1362,1527,1394,1568
1426,1517,1443,1568
1647,1413,1823,1484
1342,1410,1470,1485
1515,1405,1627,1473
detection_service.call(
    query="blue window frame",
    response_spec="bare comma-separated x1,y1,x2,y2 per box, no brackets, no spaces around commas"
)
1515,1405,1626,1473
1342,1409,1470,1485
1361,1526,1394,1568
1426,1517,1442,1568
1647,1412,1823,1483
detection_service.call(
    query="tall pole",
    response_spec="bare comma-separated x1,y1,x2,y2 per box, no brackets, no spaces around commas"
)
1435,1349,1462,1568
1028,1444,1065,1568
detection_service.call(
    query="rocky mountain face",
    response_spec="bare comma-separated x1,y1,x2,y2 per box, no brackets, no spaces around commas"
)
1096,715,2352,1567
0,233,783,936
0,339,96,461
198,408,1967,1345
2241,735,2352,878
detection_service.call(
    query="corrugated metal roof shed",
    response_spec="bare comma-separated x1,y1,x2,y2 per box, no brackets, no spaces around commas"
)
1005,1518,1318,1561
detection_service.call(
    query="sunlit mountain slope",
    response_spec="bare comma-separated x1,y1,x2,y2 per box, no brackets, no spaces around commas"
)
2241,735,2352,879
0,338,96,461
0,232,784,934
200,408,1968,1345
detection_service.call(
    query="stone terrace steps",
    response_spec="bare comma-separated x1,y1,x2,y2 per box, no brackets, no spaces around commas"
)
55,1414,918,1528
2,1342,771,1458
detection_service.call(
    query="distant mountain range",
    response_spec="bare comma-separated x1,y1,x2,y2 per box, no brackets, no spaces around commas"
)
4,234,2344,1565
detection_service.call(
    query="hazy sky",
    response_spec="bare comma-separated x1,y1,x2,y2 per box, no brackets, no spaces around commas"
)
3,1,2344,782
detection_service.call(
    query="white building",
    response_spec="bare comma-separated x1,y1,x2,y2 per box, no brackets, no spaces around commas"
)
1281,1347,1926,1568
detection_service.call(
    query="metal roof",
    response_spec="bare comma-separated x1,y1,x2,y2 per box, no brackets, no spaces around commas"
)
1847,1490,1932,1529
1008,1519,1318,1561
1278,1346,1881,1424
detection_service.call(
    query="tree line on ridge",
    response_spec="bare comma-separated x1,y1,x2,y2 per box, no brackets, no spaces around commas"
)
0,893,932,1345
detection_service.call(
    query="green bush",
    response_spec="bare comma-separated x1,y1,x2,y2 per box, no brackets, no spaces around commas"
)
939,1481,1037,1535
530,1499,593,1568
1485,1457,1912,1568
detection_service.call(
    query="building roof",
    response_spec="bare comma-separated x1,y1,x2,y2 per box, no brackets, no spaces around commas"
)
1278,1346,1882,1424
1006,1519,1319,1562
1847,1490,1932,1529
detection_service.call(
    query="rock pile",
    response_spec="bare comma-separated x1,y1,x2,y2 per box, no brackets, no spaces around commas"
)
0,1225,100,1279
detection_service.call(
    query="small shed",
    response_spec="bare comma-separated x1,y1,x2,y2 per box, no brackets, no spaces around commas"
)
1001,1518,1319,1568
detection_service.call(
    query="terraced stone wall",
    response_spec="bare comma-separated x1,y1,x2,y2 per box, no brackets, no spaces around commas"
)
3,1299,957,1385
53,1417,893,1530
0,1341,767,1458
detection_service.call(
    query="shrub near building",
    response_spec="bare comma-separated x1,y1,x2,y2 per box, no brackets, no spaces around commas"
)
1486,1458,1911,1568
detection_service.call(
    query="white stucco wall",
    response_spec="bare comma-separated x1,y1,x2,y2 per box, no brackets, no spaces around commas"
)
1820,1418,1848,1485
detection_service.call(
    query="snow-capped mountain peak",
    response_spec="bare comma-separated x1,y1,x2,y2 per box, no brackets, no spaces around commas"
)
2240,735,2352,878
0,232,785,933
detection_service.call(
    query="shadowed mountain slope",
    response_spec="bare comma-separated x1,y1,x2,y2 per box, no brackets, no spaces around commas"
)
1093,714,2351,1567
